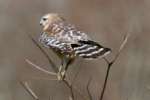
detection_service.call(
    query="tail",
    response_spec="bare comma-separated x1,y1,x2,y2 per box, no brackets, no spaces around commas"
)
71,40,111,59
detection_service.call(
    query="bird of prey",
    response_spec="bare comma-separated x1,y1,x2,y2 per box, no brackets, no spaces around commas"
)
39,13,111,80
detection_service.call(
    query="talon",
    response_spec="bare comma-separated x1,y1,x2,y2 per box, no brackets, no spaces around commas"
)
57,70,66,80
57,72,62,81
61,70,66,77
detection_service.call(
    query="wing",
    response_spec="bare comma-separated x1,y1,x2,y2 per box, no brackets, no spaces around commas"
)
41,21,111,59
39,32,73,54
71,40,111,59
51,21,111,59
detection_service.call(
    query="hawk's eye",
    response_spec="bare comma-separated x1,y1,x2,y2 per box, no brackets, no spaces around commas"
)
43,18,47,21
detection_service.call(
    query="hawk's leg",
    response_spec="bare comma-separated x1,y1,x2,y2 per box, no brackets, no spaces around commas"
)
57,65,63,80
61,58,73,79
57,57,73,80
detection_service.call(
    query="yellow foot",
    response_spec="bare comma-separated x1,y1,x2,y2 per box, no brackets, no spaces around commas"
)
57,72,62,81
61,70,66,78
57,70,66,81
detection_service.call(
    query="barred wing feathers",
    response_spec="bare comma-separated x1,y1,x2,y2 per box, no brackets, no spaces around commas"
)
39,32,72,53
72,40,111,59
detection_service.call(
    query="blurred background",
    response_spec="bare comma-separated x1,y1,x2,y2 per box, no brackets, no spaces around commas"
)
0,0,150,100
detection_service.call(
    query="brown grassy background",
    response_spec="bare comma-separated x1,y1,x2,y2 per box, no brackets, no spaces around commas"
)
0,0,150,100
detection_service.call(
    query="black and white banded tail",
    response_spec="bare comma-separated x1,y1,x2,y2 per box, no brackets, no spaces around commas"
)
72,40,111,59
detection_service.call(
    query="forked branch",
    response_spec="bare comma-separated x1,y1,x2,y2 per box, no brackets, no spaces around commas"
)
21,32,129,100
99,33,130,100
25,59,57,76
27,33,58,72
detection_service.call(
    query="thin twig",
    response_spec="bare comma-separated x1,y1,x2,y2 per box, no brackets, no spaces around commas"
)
27,33,96,100
103,57,110,64
64,66,81,100
30,77,58,81
69,65,82,86
99,63,111,100
68,65,90,100
20,81,39,100
27,33,58,72
100,33,130,100
86,78,92,100
26,59,57,76
111,33,130,63
25,58,88,100
72,85,89,100
63,79,74,100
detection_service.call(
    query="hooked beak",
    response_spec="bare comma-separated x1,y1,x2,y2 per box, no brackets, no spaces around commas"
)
40,20,43,26
40,22,42,26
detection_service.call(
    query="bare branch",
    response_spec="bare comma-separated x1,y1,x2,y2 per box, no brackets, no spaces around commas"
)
65,66,91,100
73,85,89,100
63,79,74,100
26,59,57,76
100,33,130,100
27,33,58,72
103,57,110,64
111,32,130,63
63,77,89,100
86,78,92,100
99,62,111,100
70,66,82,86
30,77,58,81
20,81,39,100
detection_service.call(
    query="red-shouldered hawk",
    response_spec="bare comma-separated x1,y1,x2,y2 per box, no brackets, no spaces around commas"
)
39,13,111,80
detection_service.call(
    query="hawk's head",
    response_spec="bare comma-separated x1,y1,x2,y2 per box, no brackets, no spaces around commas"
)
40,13,64,31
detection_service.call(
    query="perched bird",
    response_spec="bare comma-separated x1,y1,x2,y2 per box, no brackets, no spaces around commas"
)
39,13,111,80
